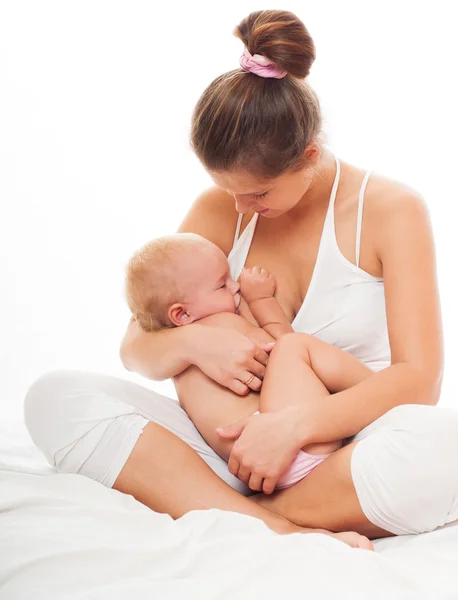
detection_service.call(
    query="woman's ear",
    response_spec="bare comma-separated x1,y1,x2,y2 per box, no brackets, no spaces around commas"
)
168,303,195,327
304,141,320,165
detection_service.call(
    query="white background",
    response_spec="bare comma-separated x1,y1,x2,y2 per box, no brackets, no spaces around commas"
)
0,1,457,420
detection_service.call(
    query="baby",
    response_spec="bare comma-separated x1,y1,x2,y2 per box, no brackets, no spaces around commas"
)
125,233,372,490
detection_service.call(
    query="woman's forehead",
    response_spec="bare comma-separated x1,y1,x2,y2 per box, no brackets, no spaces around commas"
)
209,170,275,195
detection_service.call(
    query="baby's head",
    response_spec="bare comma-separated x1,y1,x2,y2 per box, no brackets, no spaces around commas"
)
126,233,241,331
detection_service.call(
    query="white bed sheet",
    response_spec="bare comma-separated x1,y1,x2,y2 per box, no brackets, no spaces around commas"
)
1,420,458,599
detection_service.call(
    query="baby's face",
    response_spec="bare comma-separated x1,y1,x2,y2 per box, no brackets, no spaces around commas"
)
181,246,241,321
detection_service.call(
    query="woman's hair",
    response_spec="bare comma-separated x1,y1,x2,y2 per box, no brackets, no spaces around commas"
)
191,10,323,180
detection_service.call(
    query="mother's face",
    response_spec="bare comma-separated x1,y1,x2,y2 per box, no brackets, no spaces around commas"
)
209,161,317,219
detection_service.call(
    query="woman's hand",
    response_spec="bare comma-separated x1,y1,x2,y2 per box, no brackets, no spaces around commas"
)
216,406,308,494
191,325,274,395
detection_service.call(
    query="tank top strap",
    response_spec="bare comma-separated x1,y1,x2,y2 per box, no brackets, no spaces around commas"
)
232,213,243,246
227,212,259,280
320,154,341,240
328,154,341,212
355,170,372,268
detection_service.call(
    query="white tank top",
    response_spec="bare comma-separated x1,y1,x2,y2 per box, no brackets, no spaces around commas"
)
228,155,391,373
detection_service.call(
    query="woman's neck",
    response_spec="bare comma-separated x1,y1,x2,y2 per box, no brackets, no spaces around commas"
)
292,149,338,218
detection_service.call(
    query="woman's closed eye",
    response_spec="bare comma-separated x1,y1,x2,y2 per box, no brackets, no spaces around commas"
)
254,192,268,199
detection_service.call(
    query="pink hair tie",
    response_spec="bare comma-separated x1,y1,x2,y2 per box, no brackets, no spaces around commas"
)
239,47,287,79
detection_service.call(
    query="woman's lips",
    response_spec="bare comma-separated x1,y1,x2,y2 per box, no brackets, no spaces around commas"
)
257,208,269,215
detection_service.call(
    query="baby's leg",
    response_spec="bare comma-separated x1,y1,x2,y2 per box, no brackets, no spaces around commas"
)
259,332,373,455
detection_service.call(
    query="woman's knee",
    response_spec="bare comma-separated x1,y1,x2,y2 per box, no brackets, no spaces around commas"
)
23,370,143,473
351,404,458,535
23,369,247,494
24,370,80,458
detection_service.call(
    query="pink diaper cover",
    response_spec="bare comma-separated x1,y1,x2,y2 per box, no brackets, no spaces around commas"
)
251,411,330,490
275,448,330,490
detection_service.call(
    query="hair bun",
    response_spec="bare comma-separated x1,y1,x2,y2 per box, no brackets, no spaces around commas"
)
234,10,316,79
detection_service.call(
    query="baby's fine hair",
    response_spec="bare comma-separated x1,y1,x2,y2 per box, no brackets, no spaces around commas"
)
125,233,214,332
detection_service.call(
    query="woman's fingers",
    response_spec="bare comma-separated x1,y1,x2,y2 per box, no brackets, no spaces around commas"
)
247,358,266,380
237,464,251,485
262,477,277,495
229,379,250,396
216,418,249,440
253,346,270,366
248,474,264,492
238,372,262,392
227,455,240,478
248,377,262,391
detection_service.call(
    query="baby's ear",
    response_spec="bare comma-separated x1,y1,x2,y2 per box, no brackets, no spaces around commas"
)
168,304,195,327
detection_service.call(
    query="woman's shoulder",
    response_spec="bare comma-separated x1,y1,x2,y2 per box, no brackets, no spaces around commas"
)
343,160,430,231
342,158,424,208
356,166,432,258
178,186,239,256
367,170,426,211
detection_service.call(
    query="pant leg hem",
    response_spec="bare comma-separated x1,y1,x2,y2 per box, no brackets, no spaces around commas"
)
87,414,150,488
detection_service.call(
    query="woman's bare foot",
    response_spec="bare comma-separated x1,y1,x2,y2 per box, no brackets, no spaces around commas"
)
271,516,373,550
328,531,374,550
294,524,373,550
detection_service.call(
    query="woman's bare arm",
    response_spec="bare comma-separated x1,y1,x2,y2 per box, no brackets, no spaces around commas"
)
119,188,271,392
297,190,444,443
120,187,235,377
120,317,194,380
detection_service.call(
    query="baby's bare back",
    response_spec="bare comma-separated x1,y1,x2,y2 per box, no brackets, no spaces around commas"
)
174,312,272,462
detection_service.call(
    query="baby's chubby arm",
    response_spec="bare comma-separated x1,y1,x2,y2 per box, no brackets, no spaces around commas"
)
239,267,293,339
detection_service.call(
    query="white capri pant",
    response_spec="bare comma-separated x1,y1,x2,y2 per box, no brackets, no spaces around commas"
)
24,370,458,536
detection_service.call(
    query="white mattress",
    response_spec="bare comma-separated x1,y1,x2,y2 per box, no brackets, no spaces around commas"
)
1,419,458,599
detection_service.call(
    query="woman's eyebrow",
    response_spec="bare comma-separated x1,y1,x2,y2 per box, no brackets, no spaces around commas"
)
243,188,270,196
228,186,270,197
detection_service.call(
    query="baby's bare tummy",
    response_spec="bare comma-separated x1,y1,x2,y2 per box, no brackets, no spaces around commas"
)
173,312,269,460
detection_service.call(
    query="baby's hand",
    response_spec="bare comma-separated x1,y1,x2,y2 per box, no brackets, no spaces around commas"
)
240,266,276,304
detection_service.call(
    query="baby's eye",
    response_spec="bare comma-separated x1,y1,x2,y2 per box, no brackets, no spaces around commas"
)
219,283,226,289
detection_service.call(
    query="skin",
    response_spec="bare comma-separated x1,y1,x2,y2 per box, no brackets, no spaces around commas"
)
165,249,345,464
125,249,376,549
166,243,242,327
118,142,443,540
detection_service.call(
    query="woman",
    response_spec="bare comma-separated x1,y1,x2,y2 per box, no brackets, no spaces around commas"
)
24,10,458,541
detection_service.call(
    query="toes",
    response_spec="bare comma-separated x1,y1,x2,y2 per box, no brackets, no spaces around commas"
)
358,535,374,551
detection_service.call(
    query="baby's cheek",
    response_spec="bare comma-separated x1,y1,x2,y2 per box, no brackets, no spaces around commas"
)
225,293,237,312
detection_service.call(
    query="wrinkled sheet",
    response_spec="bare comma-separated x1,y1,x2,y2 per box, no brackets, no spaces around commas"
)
1,420,458,599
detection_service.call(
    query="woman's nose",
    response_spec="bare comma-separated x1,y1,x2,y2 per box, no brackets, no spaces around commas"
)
234,196,250,214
